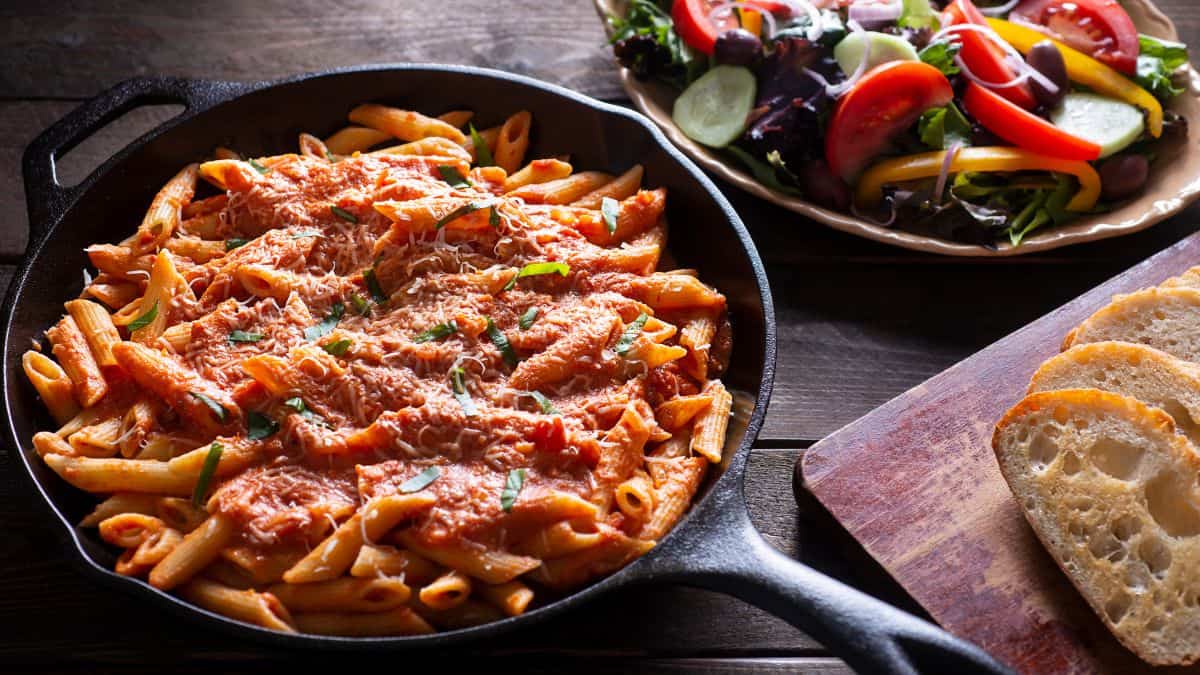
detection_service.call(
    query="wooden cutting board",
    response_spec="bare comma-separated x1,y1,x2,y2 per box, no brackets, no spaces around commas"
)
800,232,1200,675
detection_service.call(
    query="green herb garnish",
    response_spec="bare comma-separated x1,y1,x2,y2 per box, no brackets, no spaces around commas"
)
363,267,387,303
331,205,358,223
225,238,249,251
614,312,649,356
450,365,478,416
325,150,340,163
918,102,972,151
284,397,308,414
528,391,559,415
192,442,223,507
485,318,518,368
601,197,620,234
489,205,501,229
290,230,323,239
918,40,961,78
349,292,371,317
228,329,264,344
438,165,472,188
190,391,228,422
399,466,441,493
247,158,270,175
518,307,539,330
413,321,458,343
303,302,344,341
247,412,279,440
500,468,526,512
469,124,494,167
434,201,484,229
502,261,571,291
322,339,352,356
128,301,158,332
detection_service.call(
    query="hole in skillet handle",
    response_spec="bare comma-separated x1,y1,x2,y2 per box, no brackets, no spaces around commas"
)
20,76,249,246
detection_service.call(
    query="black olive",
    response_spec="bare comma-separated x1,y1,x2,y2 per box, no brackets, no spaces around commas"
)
1027,40,1069,109
798,160,850,211
714,29,762,67
1099,154,1150,202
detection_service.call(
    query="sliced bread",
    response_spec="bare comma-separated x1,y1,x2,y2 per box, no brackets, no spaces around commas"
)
1028,341,1200,446
993,388,1200,666
1161,266,1200,290
1063,287,1200,363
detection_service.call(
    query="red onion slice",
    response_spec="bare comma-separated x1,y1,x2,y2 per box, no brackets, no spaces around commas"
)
978,0,1021,17
934,142,963,205
847,1,903,28
805,23,870,98
932,23,1055,94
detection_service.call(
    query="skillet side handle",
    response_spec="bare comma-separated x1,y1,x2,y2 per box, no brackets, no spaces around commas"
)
21,76,248,243
648,487,1012,675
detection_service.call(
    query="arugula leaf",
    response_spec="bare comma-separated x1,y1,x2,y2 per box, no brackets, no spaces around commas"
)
225,238,249,251
363,266,387,303
609,0,703,88
330,205,358,223
724,146,803,197
399,466,441,493
500,468,526,512
469,124,495,167
303,302,344,341
438,165,472,188
898,0,938,31
434,201,484,229
247,158,270,175
190,392,228,422
246,412,279,440
918,103,973,150
502,262,571,291
1135,34,1189,101
450,366,478,416
615,312,650,356
601,197,620,235
527,391,559,415
349,292,371,316
919,40,962,77
128,301,158,332
413,321,458,343
283,396,331,427
192,442,223,507
519,307,540,330
228,329,263,344
322,339,352,356
485,318,518,369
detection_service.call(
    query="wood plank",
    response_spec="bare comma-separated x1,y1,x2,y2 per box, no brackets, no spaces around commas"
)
0,0,623,101
801,232,1200,674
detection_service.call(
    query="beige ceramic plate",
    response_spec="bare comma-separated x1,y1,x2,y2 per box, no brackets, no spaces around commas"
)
594,0,1200,256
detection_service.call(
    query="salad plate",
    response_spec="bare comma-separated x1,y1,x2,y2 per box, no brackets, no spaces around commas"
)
594,0,1200,256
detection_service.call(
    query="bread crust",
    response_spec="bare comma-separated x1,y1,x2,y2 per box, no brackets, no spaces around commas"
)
1064,287,1200,360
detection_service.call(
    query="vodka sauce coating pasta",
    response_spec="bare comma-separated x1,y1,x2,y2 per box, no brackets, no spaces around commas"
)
25,102,733,635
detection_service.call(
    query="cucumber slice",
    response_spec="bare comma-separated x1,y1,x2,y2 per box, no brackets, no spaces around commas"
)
834,32,919,76
672,66,756,148
1050,92,1145,158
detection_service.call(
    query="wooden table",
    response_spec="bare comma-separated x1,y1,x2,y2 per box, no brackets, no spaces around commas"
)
1,2,1198,672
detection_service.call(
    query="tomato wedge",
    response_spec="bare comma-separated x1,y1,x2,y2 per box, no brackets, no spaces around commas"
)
943,0,1038,110
825,61,954,182
1010,0,1138,75
961,82,1101,161
671,0,791,55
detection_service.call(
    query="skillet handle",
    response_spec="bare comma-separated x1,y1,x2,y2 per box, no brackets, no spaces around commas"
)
648,486,1012,675
21,76,249,242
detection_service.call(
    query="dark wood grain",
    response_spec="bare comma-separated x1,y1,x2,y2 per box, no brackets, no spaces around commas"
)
802,233,1200,674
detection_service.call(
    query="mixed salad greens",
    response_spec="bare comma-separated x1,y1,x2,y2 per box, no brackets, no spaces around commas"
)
610,0,1191,246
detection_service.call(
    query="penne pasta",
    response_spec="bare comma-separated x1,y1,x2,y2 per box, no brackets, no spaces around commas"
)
22,351,80,424
493,110,531,173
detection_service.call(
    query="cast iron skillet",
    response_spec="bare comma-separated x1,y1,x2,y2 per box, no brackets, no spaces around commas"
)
7,65,1009,674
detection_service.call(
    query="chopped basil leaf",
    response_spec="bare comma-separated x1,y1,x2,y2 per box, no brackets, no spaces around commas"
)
325,150,340,163
438,165,472,188
349,292,371,317
290,229,323,239
192,442,223,507
500,468,526,512
225,238,249,251
303,302,344,341
128,300,158,332
489,205,501,229
413,321,458,343
363,267,387,303
614,312,650,356
503,261,571,291
283,397,307,414
485,318,518,368
246,411,279,440
434,201,484,229
518,307,539,330
450,365,478,416
190,391,228,422
399,466,441,493
247,158,270,175
601,197,620,234
528,391,559,415
228,329,264,344
330,205,358,223
469,123,494,167
322,338,352,356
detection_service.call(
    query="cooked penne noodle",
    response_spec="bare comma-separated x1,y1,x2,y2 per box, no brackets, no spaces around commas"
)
395,531,539,585
129,250,187,342
572,164,645,209
436,110,474,128
79,492,161,527
22,351,79,424
269,577,411,613
68,416,123,457
614,470,655,523
350,545,439,586
502,158,572,193
690,380,732,463
476,580,534,617
132,163,198,255
64,299,121,369
348,104,467,145
370,137,472,163
43,453,194,495
413,598,503,631
149,513,236,590
417,570,472,611
179,578,296,632
46,316,107,407
323,126,392,155
98,513,164,548
32,430,74,457
298,132,330,160
493,110,531,173
508,171,613,205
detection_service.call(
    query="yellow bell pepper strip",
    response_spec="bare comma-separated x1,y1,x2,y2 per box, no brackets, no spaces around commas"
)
854,147,1101,212
985,18,1163,138
736,7,763,38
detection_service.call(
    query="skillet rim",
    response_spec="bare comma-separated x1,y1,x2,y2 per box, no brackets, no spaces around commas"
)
4,63,777,648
